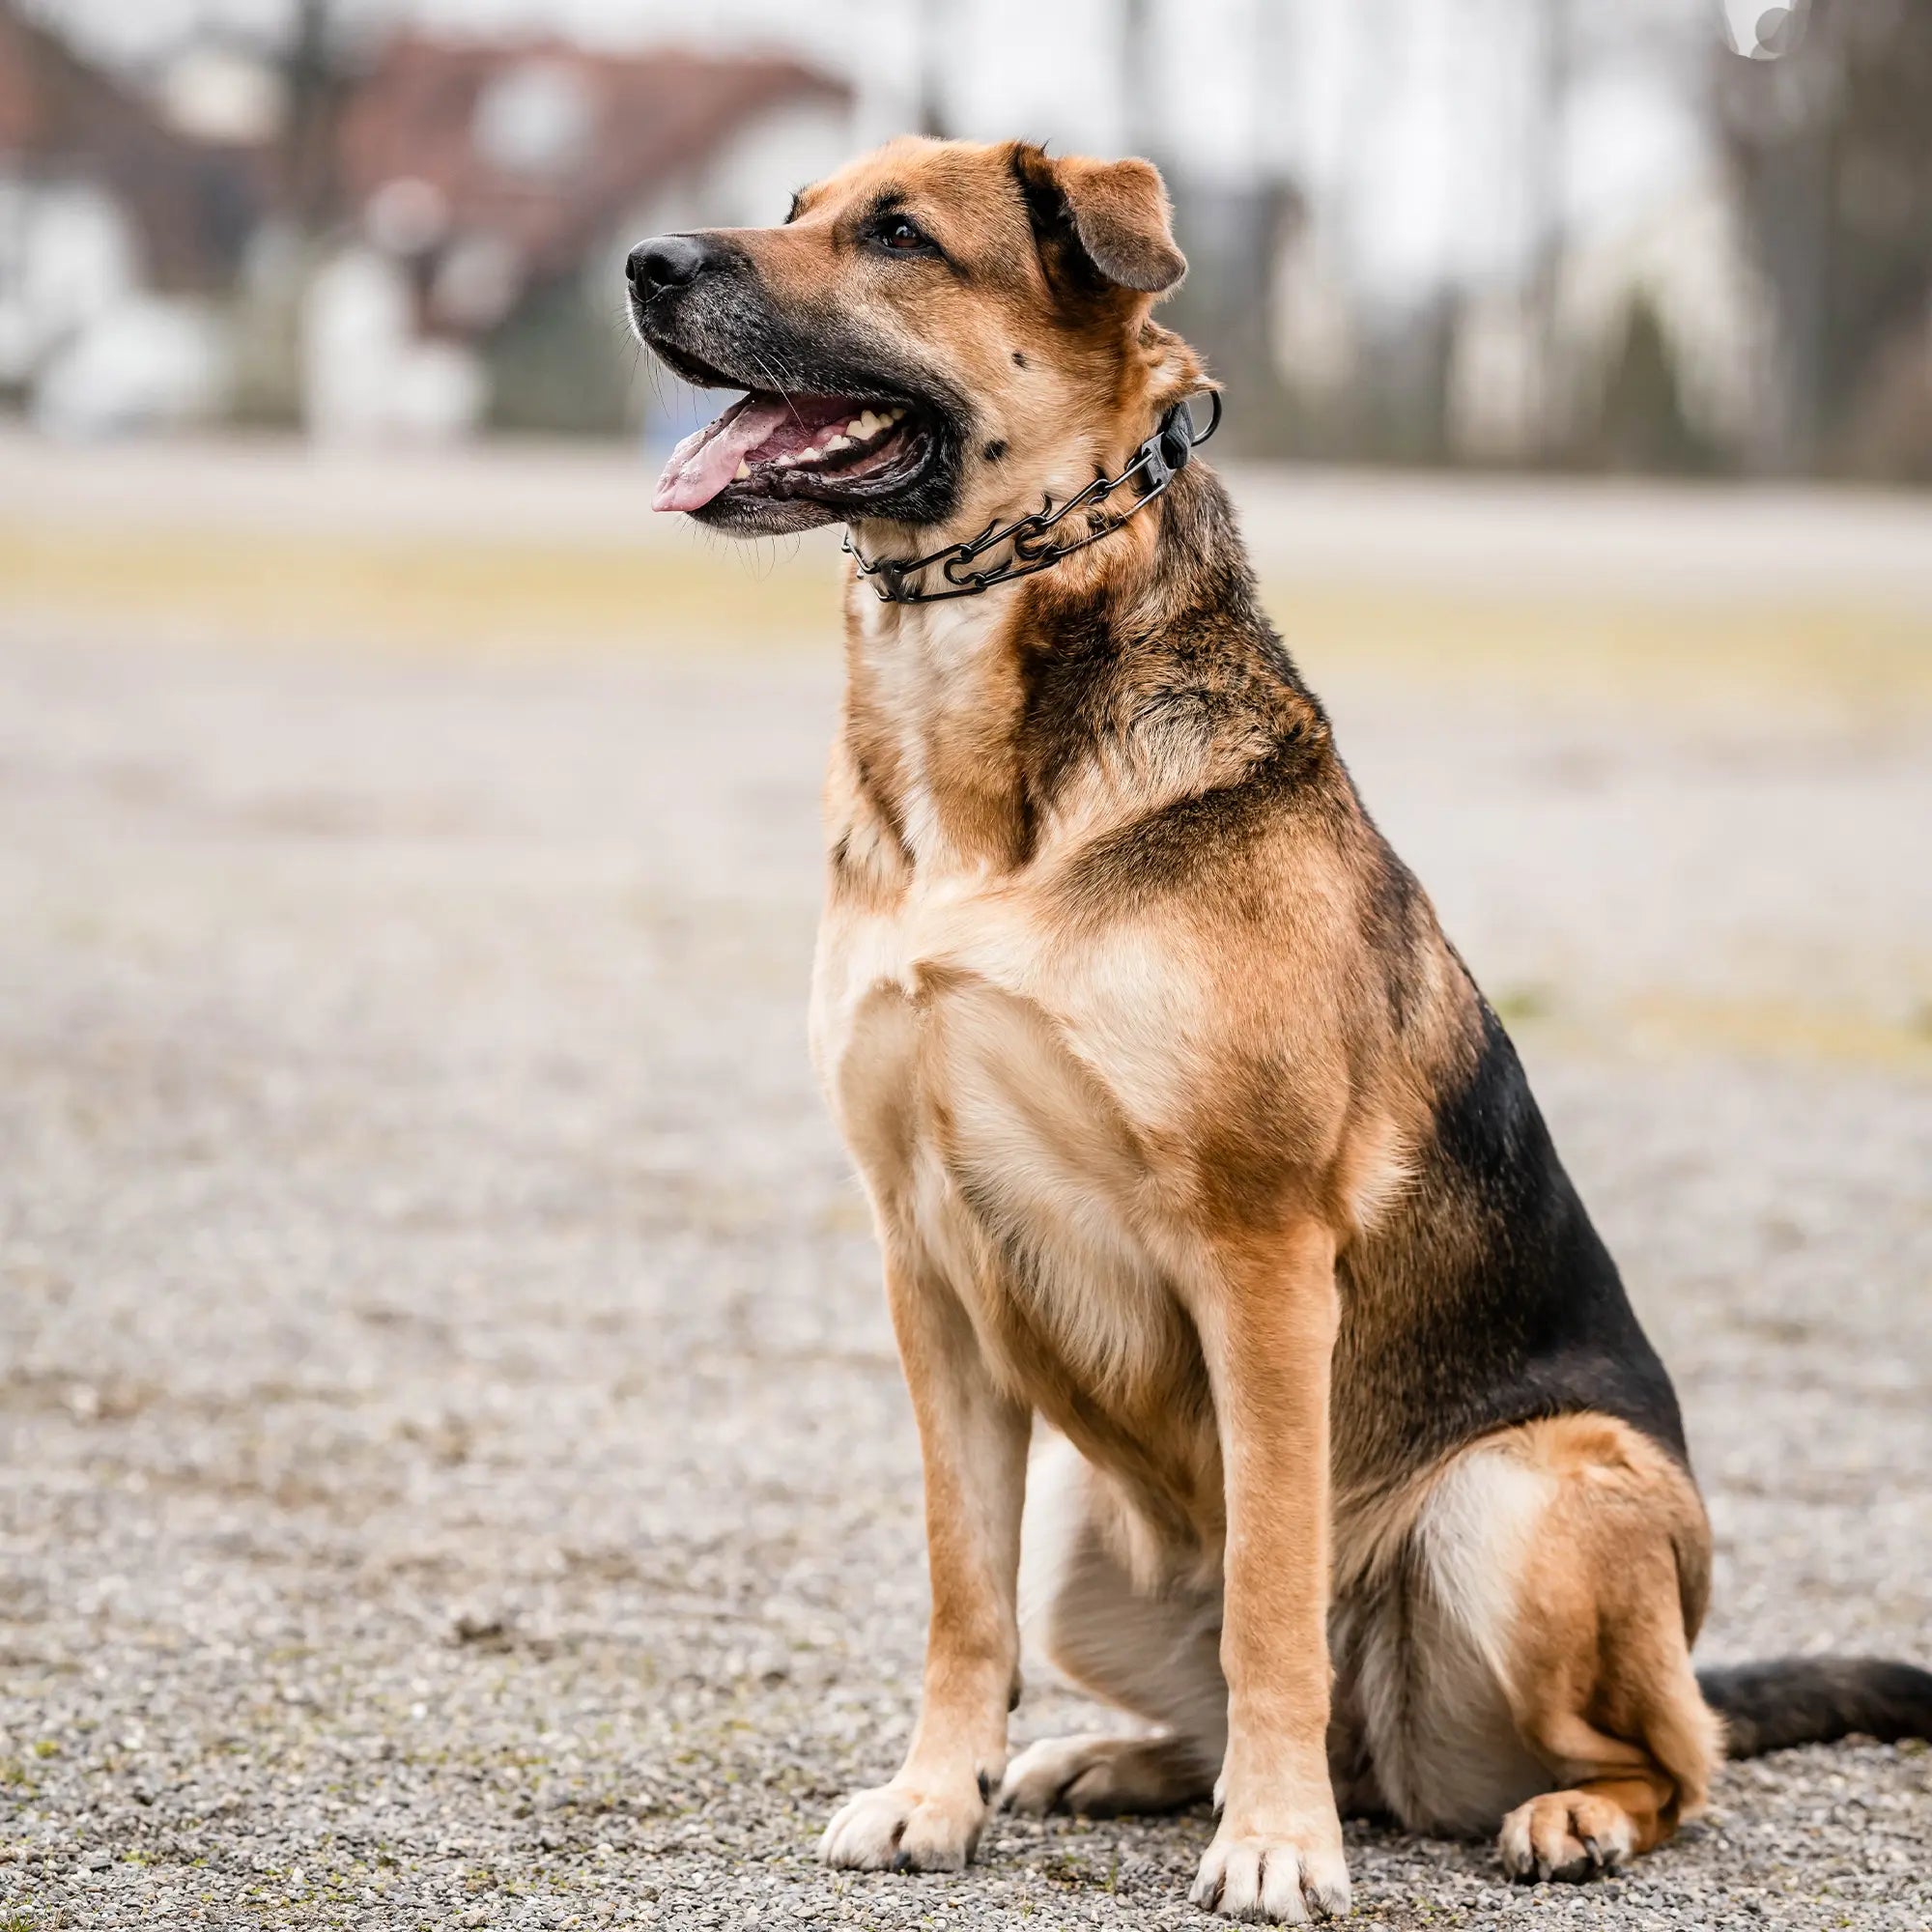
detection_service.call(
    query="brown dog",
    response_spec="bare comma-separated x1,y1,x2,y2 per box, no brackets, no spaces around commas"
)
630,136,1932,1922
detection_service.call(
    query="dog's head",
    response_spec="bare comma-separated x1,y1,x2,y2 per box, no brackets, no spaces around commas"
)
628,137,1201,538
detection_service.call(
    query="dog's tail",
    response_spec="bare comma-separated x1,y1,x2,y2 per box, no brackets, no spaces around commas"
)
1699,1657,1932,1757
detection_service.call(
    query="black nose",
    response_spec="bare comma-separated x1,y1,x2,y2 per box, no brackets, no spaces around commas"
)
626,234,713,298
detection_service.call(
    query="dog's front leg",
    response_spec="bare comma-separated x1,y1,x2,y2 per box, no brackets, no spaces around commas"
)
1191,1222,1350,1922
820,1253,1030,1872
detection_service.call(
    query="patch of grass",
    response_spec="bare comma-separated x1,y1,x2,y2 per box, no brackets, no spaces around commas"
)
9,514,1932,728
1263,580,1932,720
1627,990,1932,1071
1492,984,1556,1025
0,523,836,656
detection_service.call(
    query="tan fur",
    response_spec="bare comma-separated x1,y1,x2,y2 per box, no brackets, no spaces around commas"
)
669,139,1725,1920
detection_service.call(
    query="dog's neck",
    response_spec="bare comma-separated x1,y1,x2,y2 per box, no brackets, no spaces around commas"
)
834,459,1308,887
834,412,1155,870
838,548,1055,878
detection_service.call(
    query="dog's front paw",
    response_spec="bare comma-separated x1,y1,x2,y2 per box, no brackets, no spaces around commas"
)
1190,1818,1351,1923
819,1778,988,1872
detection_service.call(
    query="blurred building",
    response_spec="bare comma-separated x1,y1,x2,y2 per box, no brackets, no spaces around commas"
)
309,36,851,441
0,5,851,442
0,0,266,434
6,0,1927,480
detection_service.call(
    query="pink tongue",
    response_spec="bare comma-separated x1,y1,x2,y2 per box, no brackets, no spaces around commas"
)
653,395,794,513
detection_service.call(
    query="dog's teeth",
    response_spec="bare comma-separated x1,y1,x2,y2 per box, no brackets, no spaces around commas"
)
798,445,822,463
774,452,795,468
824,435,852,453
847,416,869,439
733,461,751,481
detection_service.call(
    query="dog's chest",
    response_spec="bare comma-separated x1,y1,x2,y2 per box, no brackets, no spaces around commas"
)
810,875,1207,1410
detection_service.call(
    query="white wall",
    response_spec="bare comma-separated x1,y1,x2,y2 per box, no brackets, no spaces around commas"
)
0,177,137,382
303,244,484,441
0,175,230,435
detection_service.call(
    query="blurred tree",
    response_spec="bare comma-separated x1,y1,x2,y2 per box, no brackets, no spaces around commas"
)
913,0,951,139
1526,0,1576,468
1365,298,1455,468
227,0,355,427
1145,0,1301,460
484,270,633,438
1715,0,1932,477
1577,296,1715,474
278,0,349,232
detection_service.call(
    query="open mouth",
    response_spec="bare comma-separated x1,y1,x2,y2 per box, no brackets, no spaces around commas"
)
653,391,931,516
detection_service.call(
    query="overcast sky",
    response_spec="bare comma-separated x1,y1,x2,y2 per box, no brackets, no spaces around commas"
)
28,0,1724,308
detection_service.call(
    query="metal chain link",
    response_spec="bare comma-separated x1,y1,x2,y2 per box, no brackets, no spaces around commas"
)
842,391,1221,605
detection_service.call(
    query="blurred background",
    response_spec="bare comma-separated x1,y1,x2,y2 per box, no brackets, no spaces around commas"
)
3,6,1930,1928
1,0,1928,472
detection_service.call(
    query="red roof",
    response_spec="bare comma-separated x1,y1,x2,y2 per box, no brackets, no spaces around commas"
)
335,36,848,286
0,0,269,289
0,4,48,153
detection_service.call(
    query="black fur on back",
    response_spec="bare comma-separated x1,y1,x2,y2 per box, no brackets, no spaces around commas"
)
1413,999,1690,1461
1700,1657,1932,1756
1332,994,1690,1488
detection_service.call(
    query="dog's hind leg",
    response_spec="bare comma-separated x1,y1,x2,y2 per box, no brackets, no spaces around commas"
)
1001,1438,1223,1817
1490,1418,1720,1883
1357,1413,1721,1883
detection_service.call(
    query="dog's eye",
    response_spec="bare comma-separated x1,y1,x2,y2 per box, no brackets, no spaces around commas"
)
873,215,932,254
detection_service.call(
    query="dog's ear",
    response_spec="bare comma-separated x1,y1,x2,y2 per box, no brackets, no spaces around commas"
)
1013,146,1186,297
1055,155,1187,294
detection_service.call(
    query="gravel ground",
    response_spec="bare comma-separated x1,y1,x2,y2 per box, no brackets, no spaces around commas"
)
1,470,1929,1931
